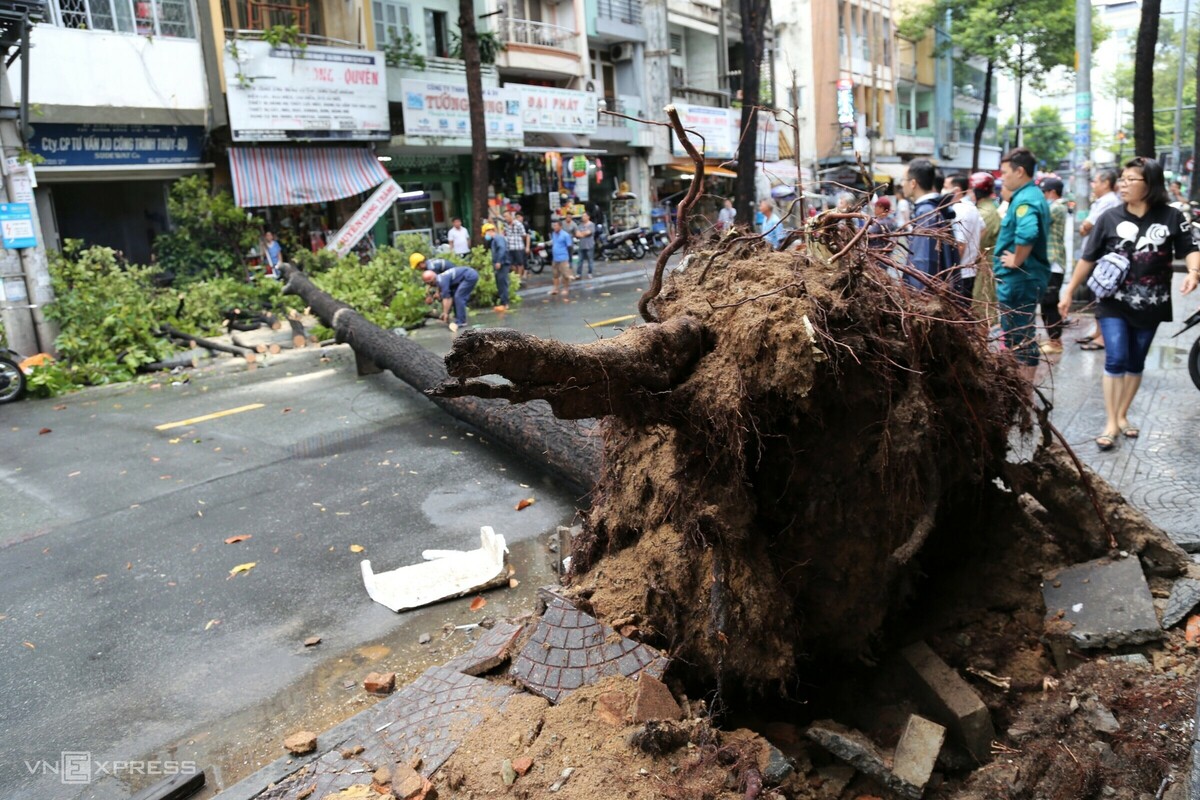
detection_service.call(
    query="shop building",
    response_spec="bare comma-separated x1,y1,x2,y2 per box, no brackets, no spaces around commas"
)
13,1,211,263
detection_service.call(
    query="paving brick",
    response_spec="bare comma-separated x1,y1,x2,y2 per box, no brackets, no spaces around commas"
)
442,621,524,676
806,720,924,800
1163,578,1200,629
899,641,995,763
1042,556,1162,649
892,715,946,792
510,597,670,704
633,674,682,723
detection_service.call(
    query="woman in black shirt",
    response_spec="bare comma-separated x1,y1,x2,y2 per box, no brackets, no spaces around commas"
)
1058,157,1200,450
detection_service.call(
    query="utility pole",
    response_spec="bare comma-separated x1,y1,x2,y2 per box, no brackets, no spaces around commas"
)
791,68,804,218
0,9,56,356
1172,0,1191,175
1072,0,1092,269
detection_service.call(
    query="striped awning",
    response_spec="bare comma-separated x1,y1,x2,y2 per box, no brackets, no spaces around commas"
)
228,147,391,208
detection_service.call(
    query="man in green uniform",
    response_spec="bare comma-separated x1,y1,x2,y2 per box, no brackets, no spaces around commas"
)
994,147,1051,382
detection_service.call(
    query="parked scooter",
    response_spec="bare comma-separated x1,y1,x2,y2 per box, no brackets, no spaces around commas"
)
1173,307,1200,392
0,345,26,404
597,224,649,261
526,231,548,274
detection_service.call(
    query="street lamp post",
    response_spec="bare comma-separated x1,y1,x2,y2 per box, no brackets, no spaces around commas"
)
1172,0,1191,175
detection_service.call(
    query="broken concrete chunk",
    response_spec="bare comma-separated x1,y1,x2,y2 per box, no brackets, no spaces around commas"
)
501,759,516,786
442,620,524,676
284,730,318,755
596,690,631,726
390,763,429,799
1083,697,1120,734
892,715,946,792
1106,653,1150,666
805,721,925,800
549,767,575,792
634,674,683,723
364,671,397,694
1162,577,1200,629
760,741,795,786
362,526,509,613
899,641,995,763
512,756,534,776
1042,556,1162,649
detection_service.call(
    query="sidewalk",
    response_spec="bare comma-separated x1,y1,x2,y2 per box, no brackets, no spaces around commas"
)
1041,273,1200,554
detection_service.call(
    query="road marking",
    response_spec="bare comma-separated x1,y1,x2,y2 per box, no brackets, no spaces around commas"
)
155,403,265,431
585,314,636,328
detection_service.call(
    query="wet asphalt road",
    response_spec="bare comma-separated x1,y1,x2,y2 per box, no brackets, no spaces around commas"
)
0,269,653,800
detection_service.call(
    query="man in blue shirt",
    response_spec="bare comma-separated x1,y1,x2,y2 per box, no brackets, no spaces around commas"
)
483,223,510,312
263,231,283,278
759,200,785,249
422,265,479,333
549,218,573,300
994,146,1051,381
900,158,959,293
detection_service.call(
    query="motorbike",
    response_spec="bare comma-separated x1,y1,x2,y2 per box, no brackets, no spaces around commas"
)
526,231,548,274
597,224,649,261
0,346,27,404
1174,307,1200,392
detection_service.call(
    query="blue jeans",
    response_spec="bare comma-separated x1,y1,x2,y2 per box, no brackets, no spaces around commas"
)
576,247,594,277
495,263,510,306
1098,316,1158,377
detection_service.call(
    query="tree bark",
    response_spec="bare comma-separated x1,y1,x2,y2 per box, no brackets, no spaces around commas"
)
971,57,995,171
433,317,706,421
460,0,488,241
734,0,769,226
1133,0,1162,158
279,264,601,494
1192,37,1200,204
1014,69,1024,148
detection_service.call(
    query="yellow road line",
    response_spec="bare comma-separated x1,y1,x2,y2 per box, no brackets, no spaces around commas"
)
585,314,636,328
155,403,265,431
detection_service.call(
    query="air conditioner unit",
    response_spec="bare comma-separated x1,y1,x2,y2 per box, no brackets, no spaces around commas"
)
940,141,959,160
610,42,634,62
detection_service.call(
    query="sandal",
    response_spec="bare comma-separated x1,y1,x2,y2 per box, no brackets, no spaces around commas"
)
1095,434,1116,451
1080,341,1105,351
1122,426,1140,438
1074,333,1097,344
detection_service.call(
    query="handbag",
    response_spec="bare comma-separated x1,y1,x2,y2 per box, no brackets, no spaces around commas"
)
1088,249,1131,299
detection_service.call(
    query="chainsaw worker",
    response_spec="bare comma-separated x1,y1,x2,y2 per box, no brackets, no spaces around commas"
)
422,265,478,333
410,252,456,273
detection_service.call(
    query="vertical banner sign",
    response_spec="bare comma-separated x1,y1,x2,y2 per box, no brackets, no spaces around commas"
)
837,79,856,152
326,180,402,257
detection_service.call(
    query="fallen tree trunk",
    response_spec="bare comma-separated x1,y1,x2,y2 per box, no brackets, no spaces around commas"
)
159,324,251,357
278,264,601,495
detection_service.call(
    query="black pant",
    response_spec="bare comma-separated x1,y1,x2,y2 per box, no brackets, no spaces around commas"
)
1041,272,1065,340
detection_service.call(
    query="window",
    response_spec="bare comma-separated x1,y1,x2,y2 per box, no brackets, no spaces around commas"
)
373,0,410,46
424,9,448,57
916,110,930,130
51,0,195,36
510,0,541,22
231,0,324,36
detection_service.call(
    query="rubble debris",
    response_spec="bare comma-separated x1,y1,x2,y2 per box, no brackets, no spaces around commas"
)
442,620,523,676
363,672,396,695
814,764,855,797
548,767,575,792
1107,653,1151,666
284,731,318,756
899,641,996,762
389,762,430,799
512,756,533,776
418,633,431,645
759,741,795,786
1082,696,1121,733
595,689,631,726
361,527,509,613
1162,577,1200,629
510,596,668,704
632,674,683,722
891,715,946,793
500,759,516,786
805,720,926,800
1043,555,1163,649
628,721,690,755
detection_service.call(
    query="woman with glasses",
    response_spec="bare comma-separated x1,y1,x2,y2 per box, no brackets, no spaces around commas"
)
1058,157,1200,450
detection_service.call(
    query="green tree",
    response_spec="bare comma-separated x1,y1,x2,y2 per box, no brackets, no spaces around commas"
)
155,176,264,280
1106,16,1195,160
1017,106,1073,170
900,0,1102,171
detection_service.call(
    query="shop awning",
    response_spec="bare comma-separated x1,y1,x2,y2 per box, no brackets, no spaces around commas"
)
228,147,391,208
667,159,739,179
778,130,795,160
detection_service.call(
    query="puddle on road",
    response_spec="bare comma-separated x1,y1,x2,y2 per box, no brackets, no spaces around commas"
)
124,534,562,798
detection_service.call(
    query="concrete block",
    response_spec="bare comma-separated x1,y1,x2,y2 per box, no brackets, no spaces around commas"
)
805,720,924,800
1163,578,1200,630
1042,555,1162,648
899,641,995,763
892,715,945,792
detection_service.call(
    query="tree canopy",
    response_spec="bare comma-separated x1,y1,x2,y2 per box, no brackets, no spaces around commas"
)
1008,106,1073,170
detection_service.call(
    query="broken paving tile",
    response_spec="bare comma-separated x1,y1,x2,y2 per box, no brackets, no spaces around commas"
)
443,620,523,676
511,596,668,704
806,721,924,800
1042,556,1162,649
891,715,945,793
633,674,682,723
1161,577,1200,629
899,641,995,763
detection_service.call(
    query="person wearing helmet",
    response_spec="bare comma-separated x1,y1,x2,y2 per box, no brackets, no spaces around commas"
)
483,223,510,311
422,264,479,333
410,251,456,273
970,171,1001,328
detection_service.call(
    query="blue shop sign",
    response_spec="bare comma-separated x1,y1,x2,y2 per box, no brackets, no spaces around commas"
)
30,124,205,167
0,203,37,249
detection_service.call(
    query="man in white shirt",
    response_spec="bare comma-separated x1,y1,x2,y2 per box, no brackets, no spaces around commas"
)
944,173,984,300
1075,169,1122,349
447,217,471,257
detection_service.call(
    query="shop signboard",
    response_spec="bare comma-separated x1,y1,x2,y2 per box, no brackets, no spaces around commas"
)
729,110,780,162
671,103,736,160
29,123,205,167
518,86,598,135
326,179,402,257
0,203,37,250
399,79,523,147
224,41,389,142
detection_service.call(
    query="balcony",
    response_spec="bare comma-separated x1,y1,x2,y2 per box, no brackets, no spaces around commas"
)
595,0,644,42
895,132,935,155
493,17,584,78
671,85,729,108
48,0,195,38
